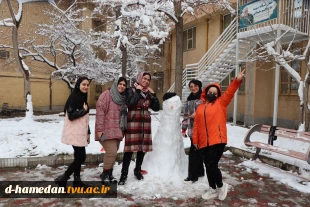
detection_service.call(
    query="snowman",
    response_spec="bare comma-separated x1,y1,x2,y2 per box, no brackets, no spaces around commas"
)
142,93,187,182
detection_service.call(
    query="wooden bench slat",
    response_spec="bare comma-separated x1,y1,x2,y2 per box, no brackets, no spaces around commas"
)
256,130,310,143
244,124,310,165
245,142,306,160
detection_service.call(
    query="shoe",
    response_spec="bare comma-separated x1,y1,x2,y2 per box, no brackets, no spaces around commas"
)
218,182,229,201
202,188,218,200
184,177,192,181
73,175,90,188
118,174,127,185
191,178,198,183
108,169,117,184
54,173,70,189
100,170,110,185
134,168,144,180
198,171,205,177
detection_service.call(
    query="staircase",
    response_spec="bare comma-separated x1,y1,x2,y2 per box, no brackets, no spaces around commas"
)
168,17,256,103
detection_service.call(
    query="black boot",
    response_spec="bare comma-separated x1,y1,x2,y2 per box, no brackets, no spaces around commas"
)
55,173,70,189
134,168,143,180
101,170,110,185
184,176,192,181
184,171,192,181
108,169,117,184
198,170,205,177
73,175,90,188
118,169,128,185
118,174,127,185
134,151,145,181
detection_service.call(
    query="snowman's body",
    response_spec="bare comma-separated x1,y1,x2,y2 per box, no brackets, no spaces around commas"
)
142,95,187,181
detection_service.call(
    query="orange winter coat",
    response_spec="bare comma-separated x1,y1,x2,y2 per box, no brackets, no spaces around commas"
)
192,79,242,148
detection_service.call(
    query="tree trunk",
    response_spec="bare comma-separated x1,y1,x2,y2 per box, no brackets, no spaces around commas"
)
115,6,127,77
121,45,127,77
304,84,310,131
7,0,31,108
174,0,183,98
302,43,310,131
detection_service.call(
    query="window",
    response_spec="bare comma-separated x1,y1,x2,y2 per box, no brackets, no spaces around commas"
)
0,50,9,59
280,48,301,95
153,72,164,92
223,14,232,31
221,64,246,93
92,19,106,32
183,27,196,51
127,78,137,87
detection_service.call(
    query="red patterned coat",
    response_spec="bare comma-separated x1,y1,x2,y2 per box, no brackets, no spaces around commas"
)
95,90,124,141
124,88,160,152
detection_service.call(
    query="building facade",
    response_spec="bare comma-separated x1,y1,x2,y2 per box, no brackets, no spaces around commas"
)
0,1,168,112
167,0,309,130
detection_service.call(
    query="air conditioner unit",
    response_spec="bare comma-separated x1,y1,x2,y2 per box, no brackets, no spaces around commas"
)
0,50,9,59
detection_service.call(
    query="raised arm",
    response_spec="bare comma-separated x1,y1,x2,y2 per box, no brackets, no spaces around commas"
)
219,68,245,107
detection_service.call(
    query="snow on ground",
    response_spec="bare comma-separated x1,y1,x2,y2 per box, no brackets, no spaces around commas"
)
0,110,310,194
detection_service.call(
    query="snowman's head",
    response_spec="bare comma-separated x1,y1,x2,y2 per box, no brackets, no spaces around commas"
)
163,95,182,117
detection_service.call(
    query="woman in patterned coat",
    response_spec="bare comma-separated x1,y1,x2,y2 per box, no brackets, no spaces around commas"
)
118,72,160,185
182,79,204,183
95,77,128,185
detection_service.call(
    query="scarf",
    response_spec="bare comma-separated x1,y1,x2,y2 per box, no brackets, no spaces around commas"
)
187,90,202,101
110,80,128,131
137,71,150,93
64,77,89,114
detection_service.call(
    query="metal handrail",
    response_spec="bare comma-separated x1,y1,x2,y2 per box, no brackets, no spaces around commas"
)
167,18,237,92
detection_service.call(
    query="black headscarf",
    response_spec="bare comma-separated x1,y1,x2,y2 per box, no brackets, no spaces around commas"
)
64,77,89,114
187,79,202,101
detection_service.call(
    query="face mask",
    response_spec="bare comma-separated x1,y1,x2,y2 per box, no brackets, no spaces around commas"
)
207,93,217,102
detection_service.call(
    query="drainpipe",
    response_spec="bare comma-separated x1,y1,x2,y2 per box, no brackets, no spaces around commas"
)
49,75,52,111
272,28,281,126
233,1,239,126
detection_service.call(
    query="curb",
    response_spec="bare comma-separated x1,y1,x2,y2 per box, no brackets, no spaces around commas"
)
227,147,301,173
0,148,191,169
0,147,303,174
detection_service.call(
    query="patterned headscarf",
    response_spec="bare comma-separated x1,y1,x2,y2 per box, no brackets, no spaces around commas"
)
137,72,151,93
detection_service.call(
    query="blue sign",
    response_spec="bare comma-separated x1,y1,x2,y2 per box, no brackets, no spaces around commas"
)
239,0,278,29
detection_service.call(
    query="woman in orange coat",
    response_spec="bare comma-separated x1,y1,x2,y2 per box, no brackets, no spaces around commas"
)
193,68,245,201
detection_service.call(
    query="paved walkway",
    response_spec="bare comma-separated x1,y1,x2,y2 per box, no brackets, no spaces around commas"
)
0,154,309,207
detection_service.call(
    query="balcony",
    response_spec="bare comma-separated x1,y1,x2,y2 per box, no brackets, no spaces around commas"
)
238,0,309,44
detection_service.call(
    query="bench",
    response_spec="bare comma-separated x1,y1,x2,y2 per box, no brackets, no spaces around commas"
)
244,124,310,165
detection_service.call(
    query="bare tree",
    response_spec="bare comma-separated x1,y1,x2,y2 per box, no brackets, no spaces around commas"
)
94,0,235,98
0,0,48,110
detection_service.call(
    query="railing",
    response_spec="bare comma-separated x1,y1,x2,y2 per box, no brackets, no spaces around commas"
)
239,0,310,34
167,17,237,92
167,65,198,92
196,17,237,78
